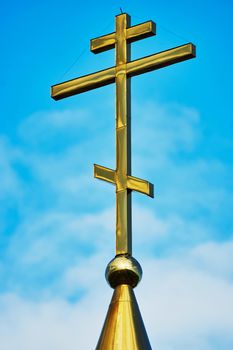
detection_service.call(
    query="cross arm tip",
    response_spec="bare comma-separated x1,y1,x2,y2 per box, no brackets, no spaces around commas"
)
127,175,154,198
148,182,154,198
51,85,62,100
190,43,196,57
127,20,156,44
90,32,115,54
94,164,116,184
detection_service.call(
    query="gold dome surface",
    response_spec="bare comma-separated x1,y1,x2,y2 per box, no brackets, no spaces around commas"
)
96,284,152,350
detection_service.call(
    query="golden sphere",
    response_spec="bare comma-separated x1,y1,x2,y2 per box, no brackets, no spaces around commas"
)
105,255,142,288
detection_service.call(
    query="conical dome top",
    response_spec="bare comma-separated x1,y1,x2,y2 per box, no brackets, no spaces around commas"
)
96,284,152,350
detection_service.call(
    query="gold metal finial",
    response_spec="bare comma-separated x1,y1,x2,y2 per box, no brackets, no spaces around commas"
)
51,12,195,349
106,255,142,288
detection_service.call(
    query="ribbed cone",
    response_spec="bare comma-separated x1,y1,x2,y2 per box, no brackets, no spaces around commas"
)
96,284,152,350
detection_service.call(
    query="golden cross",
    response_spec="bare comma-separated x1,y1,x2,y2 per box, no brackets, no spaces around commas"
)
51,13,195,256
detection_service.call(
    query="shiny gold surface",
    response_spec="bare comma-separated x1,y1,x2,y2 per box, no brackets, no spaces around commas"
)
51,43,195,100
51,12,195,350
94,164,153,196
51,14,195,255
51,66,115,100
91,20,155,54
96,284,152,350
106,255,142,288
50,12,196,270
127,43,195,77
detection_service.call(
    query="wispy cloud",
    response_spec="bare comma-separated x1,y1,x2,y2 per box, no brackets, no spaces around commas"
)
1,240,233,350
0,100,232,348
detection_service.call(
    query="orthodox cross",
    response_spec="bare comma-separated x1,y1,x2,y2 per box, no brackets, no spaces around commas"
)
51,13,195,256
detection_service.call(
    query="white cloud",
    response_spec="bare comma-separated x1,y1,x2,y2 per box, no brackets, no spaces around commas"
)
189,240,233,279
18,109,94,145
132,100,200,167
140,243,233,349
1,101,232,299
1,101,233,348
3,101,230,223
3,201,215,297
1,240,233,350
0,137,23,200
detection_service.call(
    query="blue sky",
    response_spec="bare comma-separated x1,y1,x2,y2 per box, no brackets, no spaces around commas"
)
0,0,233,349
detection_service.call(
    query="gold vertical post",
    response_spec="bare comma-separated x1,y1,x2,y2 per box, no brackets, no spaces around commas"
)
115,14,132,255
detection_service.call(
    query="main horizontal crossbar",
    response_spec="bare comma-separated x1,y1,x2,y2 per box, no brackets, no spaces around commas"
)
51,43,195,100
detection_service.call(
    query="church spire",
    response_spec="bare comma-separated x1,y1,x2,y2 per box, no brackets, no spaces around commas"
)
96,284,151,349
51,12,195,349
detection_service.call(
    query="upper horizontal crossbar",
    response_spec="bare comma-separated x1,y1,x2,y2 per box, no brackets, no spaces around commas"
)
91,20,156,54
51,43,196,100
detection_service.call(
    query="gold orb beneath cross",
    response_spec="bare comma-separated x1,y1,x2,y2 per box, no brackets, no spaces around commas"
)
105,255,142,288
